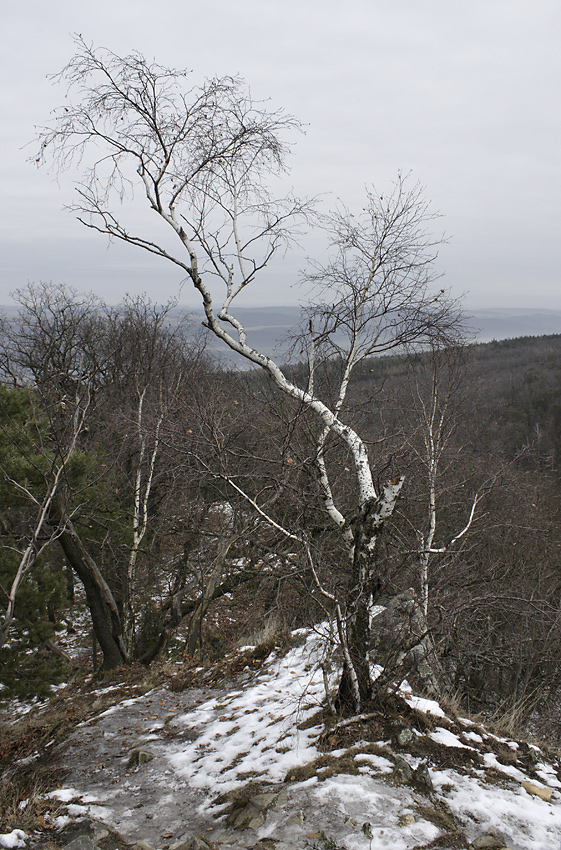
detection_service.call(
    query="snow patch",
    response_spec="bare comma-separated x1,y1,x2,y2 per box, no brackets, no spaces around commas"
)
403,693,445,717
0,831,27,849
428,727,473,749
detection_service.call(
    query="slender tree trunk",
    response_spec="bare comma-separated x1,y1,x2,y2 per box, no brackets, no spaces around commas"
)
343,505,380,707
184,533,235,657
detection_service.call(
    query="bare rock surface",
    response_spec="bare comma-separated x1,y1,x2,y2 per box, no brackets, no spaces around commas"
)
58,684,226,846
51,673,436,850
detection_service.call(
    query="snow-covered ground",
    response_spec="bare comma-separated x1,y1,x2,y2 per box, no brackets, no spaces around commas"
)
5,625,561,849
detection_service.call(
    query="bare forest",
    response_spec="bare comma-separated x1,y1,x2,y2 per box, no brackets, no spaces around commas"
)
2,40,561,739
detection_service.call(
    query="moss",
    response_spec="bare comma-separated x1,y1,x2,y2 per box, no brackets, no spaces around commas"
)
414,803,458,833
285,753,360,783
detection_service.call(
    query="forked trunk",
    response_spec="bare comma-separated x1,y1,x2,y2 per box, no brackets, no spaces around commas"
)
338,479,404,712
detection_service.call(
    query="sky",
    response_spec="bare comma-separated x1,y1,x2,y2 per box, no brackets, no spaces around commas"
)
1,0,561,310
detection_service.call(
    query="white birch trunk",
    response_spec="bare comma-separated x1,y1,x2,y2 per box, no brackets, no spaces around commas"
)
123,387,164,649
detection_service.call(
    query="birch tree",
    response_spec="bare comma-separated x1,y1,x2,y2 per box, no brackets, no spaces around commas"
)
406,347,483,616
99,297,195,651
34,39,464,709
0,285,130,668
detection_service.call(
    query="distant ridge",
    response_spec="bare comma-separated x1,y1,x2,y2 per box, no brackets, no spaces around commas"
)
465,307,561,342
193,306,561,361
2,303,559,362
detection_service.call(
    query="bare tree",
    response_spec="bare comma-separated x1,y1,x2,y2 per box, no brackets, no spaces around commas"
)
403,347,484,616
0,287,198,668
98,296,201,651
0,285,130,667
34,39,464,709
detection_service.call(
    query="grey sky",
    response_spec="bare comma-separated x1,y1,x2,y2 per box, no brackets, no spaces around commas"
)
1,0,560,309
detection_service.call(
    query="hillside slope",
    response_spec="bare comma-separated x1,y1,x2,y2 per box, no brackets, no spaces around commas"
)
3,626,561,850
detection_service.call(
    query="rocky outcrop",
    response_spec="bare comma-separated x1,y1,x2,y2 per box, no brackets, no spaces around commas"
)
370,588,446,694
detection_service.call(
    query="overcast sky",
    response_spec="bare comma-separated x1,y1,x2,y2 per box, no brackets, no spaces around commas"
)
1,0,560,310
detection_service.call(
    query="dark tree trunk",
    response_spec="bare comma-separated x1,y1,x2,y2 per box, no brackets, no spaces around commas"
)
52,500,128,670
338,480,404,712
343,502,379,708
65,563,75,604
138,567,261,664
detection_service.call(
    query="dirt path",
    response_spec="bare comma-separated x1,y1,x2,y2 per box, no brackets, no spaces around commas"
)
59,683,232,847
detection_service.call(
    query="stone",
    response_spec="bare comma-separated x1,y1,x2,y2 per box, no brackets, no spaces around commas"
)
227,791,279,829
250,792,278,809
183,838,216,850
398,813,416,827
230,802,266,829
132,842,156,850
521,780,553,801
127,749,156,767
417,661,432,678
395,726,415,747
413,762,435,794
519,744,540,767
57,818,107,847
285,810,305,827
63,839,98,850
90,822,111,843
392,755,413,783
470,827,507,849
248,815,267,829
370,589,445,693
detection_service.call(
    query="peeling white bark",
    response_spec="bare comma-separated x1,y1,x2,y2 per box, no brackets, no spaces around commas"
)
124,385,164,649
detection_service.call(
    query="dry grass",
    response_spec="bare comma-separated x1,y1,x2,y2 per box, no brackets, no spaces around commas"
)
480,692,543,738
0,767,67,835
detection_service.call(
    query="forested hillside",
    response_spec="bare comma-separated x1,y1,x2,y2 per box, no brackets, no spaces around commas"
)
1,284,560,739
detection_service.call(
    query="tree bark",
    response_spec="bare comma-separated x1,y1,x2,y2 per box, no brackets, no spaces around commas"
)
52,500,128,670
339,479,405,710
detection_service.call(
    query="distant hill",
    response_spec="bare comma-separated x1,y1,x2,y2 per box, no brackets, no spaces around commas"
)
466,308,561,342
193,306,561,362
3,302,559,363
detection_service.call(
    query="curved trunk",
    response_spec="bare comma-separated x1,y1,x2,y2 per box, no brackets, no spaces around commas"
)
138,567,258,664
51,499,128,670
